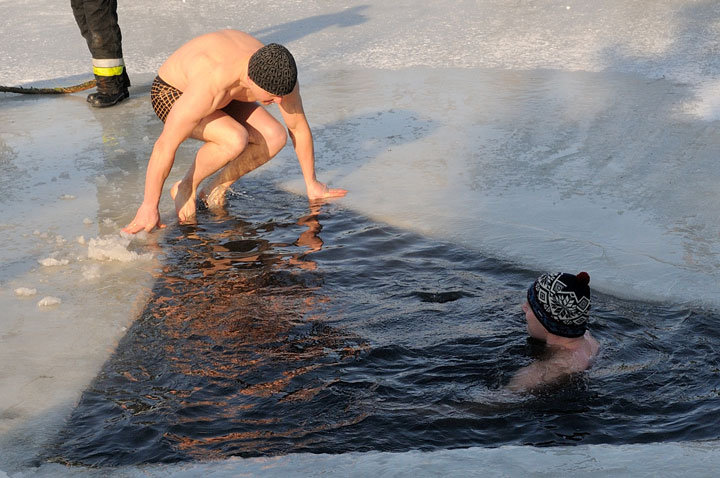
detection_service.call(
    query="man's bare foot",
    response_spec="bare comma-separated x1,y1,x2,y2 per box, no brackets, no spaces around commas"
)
170,180,196,223
199,184,228,211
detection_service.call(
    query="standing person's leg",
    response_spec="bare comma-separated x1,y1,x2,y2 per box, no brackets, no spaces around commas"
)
70,0,89,38
71,0,130,107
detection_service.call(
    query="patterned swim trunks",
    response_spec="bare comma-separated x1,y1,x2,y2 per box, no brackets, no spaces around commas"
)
150,76,182,123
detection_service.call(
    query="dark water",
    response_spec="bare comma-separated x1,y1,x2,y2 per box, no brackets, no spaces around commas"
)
51,181,720,466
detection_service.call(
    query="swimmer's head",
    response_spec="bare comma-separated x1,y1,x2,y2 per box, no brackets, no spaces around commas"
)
248,43,297,96
526,271,591,338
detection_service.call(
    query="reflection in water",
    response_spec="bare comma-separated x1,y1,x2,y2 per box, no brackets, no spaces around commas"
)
158,205,367,460
52,201,368,465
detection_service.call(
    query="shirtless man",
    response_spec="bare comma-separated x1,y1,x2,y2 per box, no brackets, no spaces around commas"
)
507,271,600,392
123,30,346,234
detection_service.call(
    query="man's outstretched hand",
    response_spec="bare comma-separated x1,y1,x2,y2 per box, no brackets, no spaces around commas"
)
122,203,166,234
307,180,347,200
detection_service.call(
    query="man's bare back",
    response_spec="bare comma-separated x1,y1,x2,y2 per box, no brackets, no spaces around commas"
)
158,30,261,107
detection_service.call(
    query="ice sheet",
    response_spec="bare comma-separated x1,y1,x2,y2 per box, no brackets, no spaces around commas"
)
8,442,720,477
288,67,720,308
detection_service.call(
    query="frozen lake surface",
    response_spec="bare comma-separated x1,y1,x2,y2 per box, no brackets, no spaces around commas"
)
2,0,720,476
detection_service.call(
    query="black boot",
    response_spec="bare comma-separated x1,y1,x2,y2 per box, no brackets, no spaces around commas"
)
87,71,129,108
121,68,131,89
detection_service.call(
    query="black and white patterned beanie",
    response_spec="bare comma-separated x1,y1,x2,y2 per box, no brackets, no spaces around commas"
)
527,272,591,338
248,43,297,96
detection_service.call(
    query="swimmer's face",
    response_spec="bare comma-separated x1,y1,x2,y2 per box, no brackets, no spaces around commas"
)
522,301,547,341
258,91,283,105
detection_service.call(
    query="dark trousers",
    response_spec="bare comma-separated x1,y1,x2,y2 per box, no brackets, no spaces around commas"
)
71,0,123,60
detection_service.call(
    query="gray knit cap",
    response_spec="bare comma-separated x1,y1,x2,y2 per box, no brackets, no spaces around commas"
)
248,43,297,96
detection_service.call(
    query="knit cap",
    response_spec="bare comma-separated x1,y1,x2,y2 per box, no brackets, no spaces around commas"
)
248,43,297,96
527,272,591,338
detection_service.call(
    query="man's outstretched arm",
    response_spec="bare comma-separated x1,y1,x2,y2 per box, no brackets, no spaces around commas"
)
280,85,347,200
123,83,215,233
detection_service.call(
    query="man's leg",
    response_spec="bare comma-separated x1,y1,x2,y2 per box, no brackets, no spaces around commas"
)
169,109,252,222
199,101,288,209
200,142,270,209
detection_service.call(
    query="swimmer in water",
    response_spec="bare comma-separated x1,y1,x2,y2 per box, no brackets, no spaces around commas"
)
507,271,600,392
123,30,347,234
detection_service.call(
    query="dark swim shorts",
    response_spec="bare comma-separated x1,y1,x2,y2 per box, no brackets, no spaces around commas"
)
150,76,182,123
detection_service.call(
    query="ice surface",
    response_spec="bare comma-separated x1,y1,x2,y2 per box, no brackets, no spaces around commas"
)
37,296,62,308
87,235,153,263
8,442,720,477
38,258,70,267
287,66,720,308
13,287,37,297
2,0,720,475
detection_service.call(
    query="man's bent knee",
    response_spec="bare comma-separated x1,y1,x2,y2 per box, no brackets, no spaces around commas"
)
221,127,250,159
265,123,287,157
